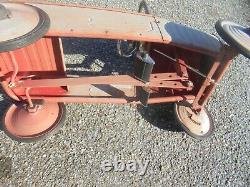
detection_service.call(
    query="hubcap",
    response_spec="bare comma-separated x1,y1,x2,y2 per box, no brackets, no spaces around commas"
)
4,102,63,138
175,104,211,136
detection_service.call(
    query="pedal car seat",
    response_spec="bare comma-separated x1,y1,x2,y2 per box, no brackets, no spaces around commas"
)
164,22,222,56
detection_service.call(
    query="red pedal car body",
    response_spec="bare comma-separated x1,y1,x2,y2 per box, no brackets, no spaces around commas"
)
0,1,249,142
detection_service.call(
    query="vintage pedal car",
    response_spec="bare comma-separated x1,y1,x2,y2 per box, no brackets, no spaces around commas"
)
0,1,249,142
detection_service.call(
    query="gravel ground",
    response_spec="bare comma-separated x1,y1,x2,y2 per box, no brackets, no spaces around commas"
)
0,0,250,186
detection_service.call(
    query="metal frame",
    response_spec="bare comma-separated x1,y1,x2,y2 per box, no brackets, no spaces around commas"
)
0,1,237,111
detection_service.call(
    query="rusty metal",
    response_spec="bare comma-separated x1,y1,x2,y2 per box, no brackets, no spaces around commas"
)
150,73,188,81
3,102,64,138
191,49,225,109
15,75,193,90
25,88,33,108
2,0,224,58
174,103,213,138
153,49,215,82
21,95,196,104
175,58,188,78
8,51,18,87
174,48,189,78
68,84,135,97
0,81,20,100
1,1,223,57
0,2,238,108
0,1,248,141
198,46,238,107
31,2,163,43
191,61,221,109
0,37,66,99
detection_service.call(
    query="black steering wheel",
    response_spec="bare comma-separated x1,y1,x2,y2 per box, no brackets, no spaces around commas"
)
215,20,250,59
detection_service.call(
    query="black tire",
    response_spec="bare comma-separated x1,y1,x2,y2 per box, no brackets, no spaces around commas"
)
215,20,250,59
174,103,214,140
0,4,50,53
2,102,66,143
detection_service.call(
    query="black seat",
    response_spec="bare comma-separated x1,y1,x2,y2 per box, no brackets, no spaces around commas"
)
165,22,222,55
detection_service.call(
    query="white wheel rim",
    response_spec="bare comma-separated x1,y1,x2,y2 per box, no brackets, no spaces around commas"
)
175,104,211,136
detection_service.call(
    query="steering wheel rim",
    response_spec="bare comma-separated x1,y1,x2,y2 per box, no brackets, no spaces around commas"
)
215,20,250,59
0,3,50,53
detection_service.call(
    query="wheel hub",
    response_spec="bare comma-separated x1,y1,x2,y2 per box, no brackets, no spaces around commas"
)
175,104,211,136
4,102,62,138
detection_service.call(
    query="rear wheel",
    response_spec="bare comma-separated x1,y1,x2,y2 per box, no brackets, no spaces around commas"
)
174,102,214,140
2,101,66,143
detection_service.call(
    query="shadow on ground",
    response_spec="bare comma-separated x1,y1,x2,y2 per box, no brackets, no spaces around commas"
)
62,38,182,133
137,103,183,132
62,38,134,76
0,90,11,131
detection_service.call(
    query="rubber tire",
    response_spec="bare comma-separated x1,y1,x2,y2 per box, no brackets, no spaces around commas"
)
173,103,214,140
2,102,66,143
0,4,50,53
215,20,250,59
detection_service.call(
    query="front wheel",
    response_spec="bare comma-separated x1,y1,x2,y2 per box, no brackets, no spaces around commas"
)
174,102,214,140
2,101,66,143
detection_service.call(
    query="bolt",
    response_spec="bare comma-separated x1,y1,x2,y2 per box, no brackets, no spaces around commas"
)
184,81,194,87
8,82,16,88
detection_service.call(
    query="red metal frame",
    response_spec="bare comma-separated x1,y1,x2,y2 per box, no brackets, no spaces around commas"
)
0,1,237,111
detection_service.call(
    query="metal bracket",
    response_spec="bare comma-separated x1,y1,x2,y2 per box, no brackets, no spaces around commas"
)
137,86,151,107
8,51,19,88
134,52,155,83
117,40,138,58
153,49,216,83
